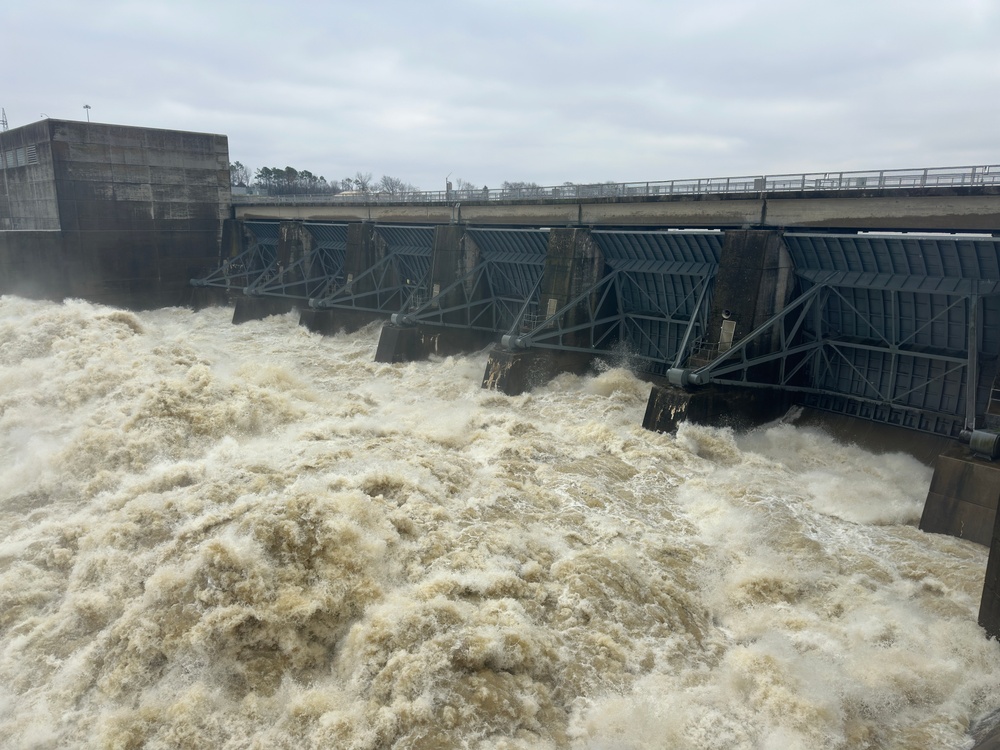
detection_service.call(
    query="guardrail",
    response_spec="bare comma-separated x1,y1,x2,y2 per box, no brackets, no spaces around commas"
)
233,164,1000,206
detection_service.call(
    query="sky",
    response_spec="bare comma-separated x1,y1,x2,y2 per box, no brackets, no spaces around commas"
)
4,0,998,191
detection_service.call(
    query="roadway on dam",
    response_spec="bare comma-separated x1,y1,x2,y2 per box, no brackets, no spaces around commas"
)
232,164,1000,233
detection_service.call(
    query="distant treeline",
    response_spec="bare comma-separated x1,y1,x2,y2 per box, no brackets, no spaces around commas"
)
230,162,418,197
231,162,615,198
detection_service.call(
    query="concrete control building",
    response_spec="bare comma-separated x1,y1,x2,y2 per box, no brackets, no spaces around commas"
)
0,118,229,308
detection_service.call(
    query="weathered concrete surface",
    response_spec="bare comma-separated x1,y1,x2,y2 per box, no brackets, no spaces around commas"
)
970,714,1000,750
691,229,793,368
642,383,792,434
235,187,1000,233
538,228,605,348
481,346,594,395
0,227,219,309
232,296,295,324
459,202,581,226
220,218,245,261
277,220,313,270
579,197,763,227
766,193,1000,232
298,308,386,335
981,499,1000,640
0,120,60,230
343,222,388,300
374,323,495,363
919,445,1000,546
237,204,455,225
190,286,229,310
374,324,419,363
237,198,759,228
0,119,228,309
428,225,477,325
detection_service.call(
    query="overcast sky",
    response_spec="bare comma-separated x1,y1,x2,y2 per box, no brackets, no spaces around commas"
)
5,0,998,190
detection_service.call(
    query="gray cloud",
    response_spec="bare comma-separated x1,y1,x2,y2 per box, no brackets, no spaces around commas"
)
6,0,998,190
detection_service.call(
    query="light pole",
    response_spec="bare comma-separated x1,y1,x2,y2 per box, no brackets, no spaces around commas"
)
83,104,91,123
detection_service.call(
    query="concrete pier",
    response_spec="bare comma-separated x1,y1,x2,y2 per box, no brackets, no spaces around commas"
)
920,446,1000,547
231,219,313,323
688,229,793,368
981,508,1000,640
375,323,496,363
643,229,795,432
481,227,605,394
300,222,390,334
232,296,295,324
642,382,792,434
536,227,605,348
428,224,475,326
481,347,594,395
374,225,496,362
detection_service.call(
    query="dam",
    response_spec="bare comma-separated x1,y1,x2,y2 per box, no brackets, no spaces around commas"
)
200,165,1000,644
3,118,1000,745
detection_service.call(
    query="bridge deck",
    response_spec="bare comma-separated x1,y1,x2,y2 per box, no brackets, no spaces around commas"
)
233,164,1000,233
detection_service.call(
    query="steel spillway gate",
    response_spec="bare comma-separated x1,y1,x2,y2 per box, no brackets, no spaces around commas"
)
190,221,350,299
597,230,720,375
249,223,349,300
396,228,550,331
309,225,434,313
191,222,434,314
191,221,281,294
505,231,723,377
680,233,1000,438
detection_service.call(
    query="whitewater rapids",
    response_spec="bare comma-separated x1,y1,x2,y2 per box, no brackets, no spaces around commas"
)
0,296,997,749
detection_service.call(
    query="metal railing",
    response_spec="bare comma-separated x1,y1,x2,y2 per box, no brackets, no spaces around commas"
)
233,164,1000,206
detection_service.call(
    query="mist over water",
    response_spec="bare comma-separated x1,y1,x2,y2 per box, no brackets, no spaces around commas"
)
1,295,998,749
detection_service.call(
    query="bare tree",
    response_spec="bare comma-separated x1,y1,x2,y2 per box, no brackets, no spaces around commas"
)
229,161,251,187
501,180,542,197
353,171,374,193
378,174,406,195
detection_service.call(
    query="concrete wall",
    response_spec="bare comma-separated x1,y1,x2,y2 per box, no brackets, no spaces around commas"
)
0,120,60,230
49,120,229,235
920,445,1000,546
765,193,1000,232
0,226,220,309
0,119,230,309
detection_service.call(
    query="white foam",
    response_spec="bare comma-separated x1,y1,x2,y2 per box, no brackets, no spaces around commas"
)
0,295,996,748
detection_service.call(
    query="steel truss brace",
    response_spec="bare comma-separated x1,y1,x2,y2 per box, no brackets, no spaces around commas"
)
309,251,428,313
392,259,544,332
669,281,829,387
190,242,278,293
669,279,986,432
502,269,713,367
244,248,346,301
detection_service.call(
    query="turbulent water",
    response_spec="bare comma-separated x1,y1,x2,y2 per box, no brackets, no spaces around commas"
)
0,295,998,749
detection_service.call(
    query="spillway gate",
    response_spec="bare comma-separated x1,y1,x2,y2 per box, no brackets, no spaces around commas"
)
193,219,1000,441
193,217,1000,638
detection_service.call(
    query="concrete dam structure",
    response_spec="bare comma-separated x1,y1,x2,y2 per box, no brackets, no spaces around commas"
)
1,119,999,649
199,170,1000,642
0,118,229,309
